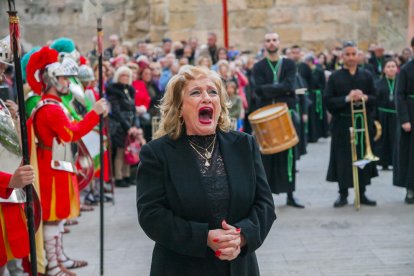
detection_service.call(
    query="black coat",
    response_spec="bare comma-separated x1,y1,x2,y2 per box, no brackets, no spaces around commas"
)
136,131,276,276
107,82,136,148
394,61,414,190
324,67,378,189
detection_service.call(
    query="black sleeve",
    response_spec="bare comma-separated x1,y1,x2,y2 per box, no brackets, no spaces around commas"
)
253,60,295,99
324,73,347,112
365,73,377,108
396,68,410,124
108,86,134,131
234,135,276,256
136,144,209,258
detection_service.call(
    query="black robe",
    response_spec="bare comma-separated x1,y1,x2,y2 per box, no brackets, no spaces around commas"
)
308,66,329,142
252,57,297,194
296,62,312,156
393,60,414,190
324,67,378,190
374,77,397,167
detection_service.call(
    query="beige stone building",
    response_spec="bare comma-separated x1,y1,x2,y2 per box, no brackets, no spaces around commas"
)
0,0,410,54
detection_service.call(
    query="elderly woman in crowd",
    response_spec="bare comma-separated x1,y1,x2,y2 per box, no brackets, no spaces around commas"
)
136,65,276,276
107,66,139,188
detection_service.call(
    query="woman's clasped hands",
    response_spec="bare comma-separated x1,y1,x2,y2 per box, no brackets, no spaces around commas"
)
207,220,245,261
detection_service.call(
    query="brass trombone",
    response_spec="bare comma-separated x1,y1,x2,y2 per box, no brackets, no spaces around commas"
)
350,97,379,210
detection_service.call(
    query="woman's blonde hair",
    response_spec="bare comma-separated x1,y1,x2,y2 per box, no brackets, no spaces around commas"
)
154,65,231,140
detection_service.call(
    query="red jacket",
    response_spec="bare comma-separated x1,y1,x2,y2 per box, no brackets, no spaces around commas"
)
0,172,29,266
133,80,151,110
28,94,99,221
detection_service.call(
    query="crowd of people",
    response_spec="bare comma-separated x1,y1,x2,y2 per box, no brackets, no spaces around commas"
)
0,27,414,275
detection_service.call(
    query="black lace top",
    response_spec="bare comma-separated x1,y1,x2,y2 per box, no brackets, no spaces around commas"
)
187,134,230,275
187,134,229,229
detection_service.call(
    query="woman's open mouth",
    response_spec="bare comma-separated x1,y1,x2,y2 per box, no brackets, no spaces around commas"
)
198,106,213,125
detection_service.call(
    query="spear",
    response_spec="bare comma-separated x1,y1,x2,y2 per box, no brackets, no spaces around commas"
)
86,0,106,274
7,0,37,274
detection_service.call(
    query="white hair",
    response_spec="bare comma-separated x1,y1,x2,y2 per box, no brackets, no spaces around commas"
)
113,65,133,85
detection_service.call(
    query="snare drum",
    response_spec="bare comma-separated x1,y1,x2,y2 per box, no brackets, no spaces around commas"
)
248,103,298,154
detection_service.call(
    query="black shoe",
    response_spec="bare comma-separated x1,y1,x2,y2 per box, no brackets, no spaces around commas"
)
124,177,136,186
115,179,130,188
360,195,377,206
333,196,348,208
287,197,305,208
405,190,414,204
382,166,390,171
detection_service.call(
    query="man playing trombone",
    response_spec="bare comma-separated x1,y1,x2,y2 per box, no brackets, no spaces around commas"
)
324,41,378,208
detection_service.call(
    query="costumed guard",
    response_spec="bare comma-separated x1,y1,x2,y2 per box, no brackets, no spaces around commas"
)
0,39,34,275
324,41,378,208
304,54,329,142
252,32,304,208
374,59,398,170
25,46,108,275
394,38,414,204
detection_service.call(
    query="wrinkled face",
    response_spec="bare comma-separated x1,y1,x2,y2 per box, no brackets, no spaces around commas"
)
181,77,221,136
342,46,358,68
119,72,130,85
384,61,397,78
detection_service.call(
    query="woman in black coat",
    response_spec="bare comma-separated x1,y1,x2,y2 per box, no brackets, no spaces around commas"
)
136,66,276,276
107,66,138,187
374,59,398,170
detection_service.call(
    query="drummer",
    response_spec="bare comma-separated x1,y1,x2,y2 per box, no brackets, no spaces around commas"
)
252,32,304,208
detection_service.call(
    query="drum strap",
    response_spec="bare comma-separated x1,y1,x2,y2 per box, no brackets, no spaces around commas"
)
287,109,294,183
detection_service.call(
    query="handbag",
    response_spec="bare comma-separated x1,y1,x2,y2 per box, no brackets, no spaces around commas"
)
124,135,141,165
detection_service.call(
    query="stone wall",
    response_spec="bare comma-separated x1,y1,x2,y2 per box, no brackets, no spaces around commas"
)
0,0,409,54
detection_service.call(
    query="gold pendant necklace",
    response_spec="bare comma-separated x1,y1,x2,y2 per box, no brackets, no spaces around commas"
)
188,136,216,167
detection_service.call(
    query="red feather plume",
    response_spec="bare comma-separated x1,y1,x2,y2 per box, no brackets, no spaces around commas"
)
26,46,59,95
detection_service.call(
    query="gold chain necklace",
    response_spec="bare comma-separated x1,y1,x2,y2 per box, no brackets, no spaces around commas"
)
188,135,216,159
188,136,216,167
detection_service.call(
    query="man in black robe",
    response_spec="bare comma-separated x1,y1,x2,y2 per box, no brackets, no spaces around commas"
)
304,54,329,142
393,37,414,204
252,32,304,208
368,45,385,79
291,45,311,156
324,41,378,207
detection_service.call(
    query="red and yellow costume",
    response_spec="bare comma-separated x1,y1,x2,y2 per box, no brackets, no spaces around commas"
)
27,94,99,221
0,172,29,266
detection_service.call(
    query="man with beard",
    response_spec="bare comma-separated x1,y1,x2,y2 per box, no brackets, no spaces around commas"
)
324,41,378,207
252,32,304,208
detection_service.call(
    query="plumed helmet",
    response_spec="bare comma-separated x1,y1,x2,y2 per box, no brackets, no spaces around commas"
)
77,65,95,82
42,57,78,94
21,47,41,82
0,36,12,65
51,37,80,64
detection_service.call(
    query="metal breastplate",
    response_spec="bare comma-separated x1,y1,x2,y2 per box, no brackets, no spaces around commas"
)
32,99,76,173
0,99,26,203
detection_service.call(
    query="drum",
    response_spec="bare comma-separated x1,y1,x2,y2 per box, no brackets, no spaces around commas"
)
248,103,298,154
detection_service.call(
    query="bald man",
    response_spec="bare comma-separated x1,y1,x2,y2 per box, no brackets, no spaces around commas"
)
252,32,304,208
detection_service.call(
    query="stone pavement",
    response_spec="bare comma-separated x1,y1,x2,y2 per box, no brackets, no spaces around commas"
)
62,138,414,276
